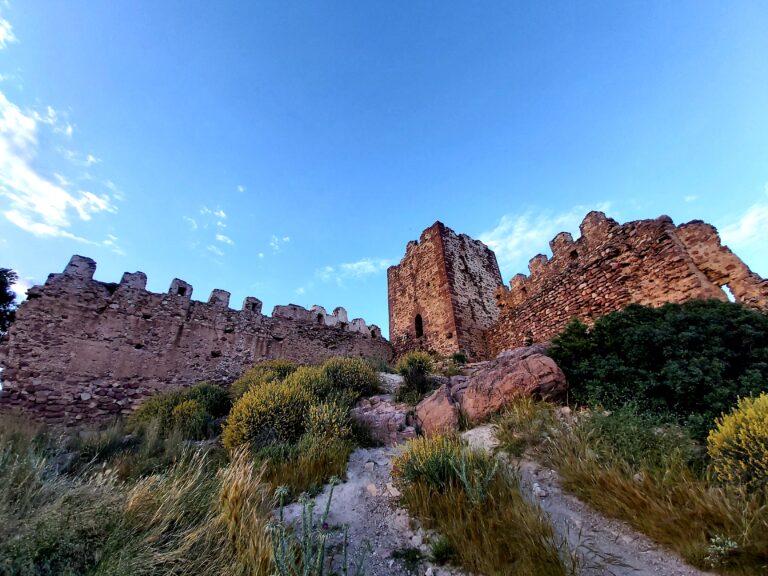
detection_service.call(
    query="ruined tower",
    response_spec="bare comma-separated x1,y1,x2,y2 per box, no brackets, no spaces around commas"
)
387,222,503,360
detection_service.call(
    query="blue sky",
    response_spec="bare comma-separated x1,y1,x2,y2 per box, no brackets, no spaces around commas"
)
1,1,767,336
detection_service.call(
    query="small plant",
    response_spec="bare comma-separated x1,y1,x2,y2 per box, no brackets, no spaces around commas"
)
430,535,455,565
391,546,425,571
495,396,556,457
451,352,467,365
703,534,739,568
271,480,369,575
708,393,768,491
222,379,313,451
392,435,464,491
395,351,433,394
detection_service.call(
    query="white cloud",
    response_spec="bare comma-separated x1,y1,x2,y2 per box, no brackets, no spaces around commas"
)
216,233,234,245
258,252,264,259
283,236,290,243
10,276,32,300
684,195,698,203
237,184,245,193
206,245,224,257
316,257,391,286
214,209,226,219
102,233,126,256
183,216,198,230
0,17,17,50
295,287,305,295
721,198,768,249
216,220,227,228
479,202,611,279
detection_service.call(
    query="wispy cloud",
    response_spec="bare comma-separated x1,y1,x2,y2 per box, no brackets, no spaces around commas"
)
270,235,290,252
102,233,126,256
316,257,392,287
0,91,118,241
206,244,224,257
237,184,245,193
295,287,305,295
0,17,17,50
183,216,198,230
684,195,698,203
216,233,234,245
721,193,768,249
479,202,611,279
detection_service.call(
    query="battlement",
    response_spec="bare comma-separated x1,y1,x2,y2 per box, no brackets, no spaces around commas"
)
488,212,768,352
0,255,391,425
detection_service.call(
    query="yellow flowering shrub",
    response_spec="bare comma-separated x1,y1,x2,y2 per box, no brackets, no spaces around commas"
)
321,356,380,397
707,393,768,490
307,401,351,440
171,399,209,439
222,378,313,451
229,359,299,400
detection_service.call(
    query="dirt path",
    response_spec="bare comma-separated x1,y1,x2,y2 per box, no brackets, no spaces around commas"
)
463,425,715,576
281,447,467,576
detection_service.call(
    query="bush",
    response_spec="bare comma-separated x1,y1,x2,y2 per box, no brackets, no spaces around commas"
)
229,359,299,400
284,365,335,401
451,352,467,365
549,300,768,439
129,382,229,438
321,356,381,398
307,401,352,441
395,351,433,394
222,379,313,451
172,400,210,440
708,393,768,490
393,435,464,491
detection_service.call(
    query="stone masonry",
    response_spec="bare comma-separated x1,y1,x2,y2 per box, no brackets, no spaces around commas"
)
390,212,768,360
0,256,392,424
387,221,503,360
489,212,768,353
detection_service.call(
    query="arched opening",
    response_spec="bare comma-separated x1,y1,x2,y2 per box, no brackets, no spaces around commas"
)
569,249,578,260
317,313,324,325
177,286,187,297
721,284,736,303
415,314,424,338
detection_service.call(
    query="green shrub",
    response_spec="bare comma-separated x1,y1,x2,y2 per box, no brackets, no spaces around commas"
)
451,352,467,365
586,406,700,472
430,535,455,565
222,379,313,451
708,393,768,490
395,351,433,393
172,400,210,440
128,382,229,438
229,359,299,400
307,401,352,441
549,300,768,439
321,356,381,398
392,435,464,491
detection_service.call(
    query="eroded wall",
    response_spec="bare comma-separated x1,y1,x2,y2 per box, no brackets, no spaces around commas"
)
0,256,392,425
487,212,768,354
387,222,502,359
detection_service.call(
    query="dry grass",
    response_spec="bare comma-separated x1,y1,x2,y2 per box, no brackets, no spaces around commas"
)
393,435,569,576
545,414,768,574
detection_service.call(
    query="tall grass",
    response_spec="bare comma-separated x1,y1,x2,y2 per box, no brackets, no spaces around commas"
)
544,410,768,574
393,435,568,576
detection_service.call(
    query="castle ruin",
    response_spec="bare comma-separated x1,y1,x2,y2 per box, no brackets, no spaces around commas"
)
388,212,768,359
0,256,391,424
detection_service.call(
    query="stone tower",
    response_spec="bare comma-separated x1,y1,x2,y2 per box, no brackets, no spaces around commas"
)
387,221,503,360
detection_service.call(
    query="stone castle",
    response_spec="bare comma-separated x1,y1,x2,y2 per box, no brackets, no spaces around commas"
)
1,210,767,424
388,211,768,359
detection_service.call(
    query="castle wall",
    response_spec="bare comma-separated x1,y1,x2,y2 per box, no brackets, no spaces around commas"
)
487,212,768,354
387,222,502,359
0,256,392,425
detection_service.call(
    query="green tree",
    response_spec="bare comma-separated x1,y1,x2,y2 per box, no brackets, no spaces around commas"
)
0,268,17,333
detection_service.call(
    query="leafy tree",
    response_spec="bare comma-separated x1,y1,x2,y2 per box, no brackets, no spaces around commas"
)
0,268,17,333
549,300,768,439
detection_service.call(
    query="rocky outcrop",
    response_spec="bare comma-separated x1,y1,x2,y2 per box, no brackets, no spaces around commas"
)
461,345,566,422
415,345,567,435
350,395,417,446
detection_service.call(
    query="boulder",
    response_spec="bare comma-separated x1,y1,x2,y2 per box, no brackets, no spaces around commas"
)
415,384,459,436
461,346,566,423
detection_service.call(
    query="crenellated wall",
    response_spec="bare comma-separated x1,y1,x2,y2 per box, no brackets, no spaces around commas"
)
0,255,392,425
487,212,768,353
